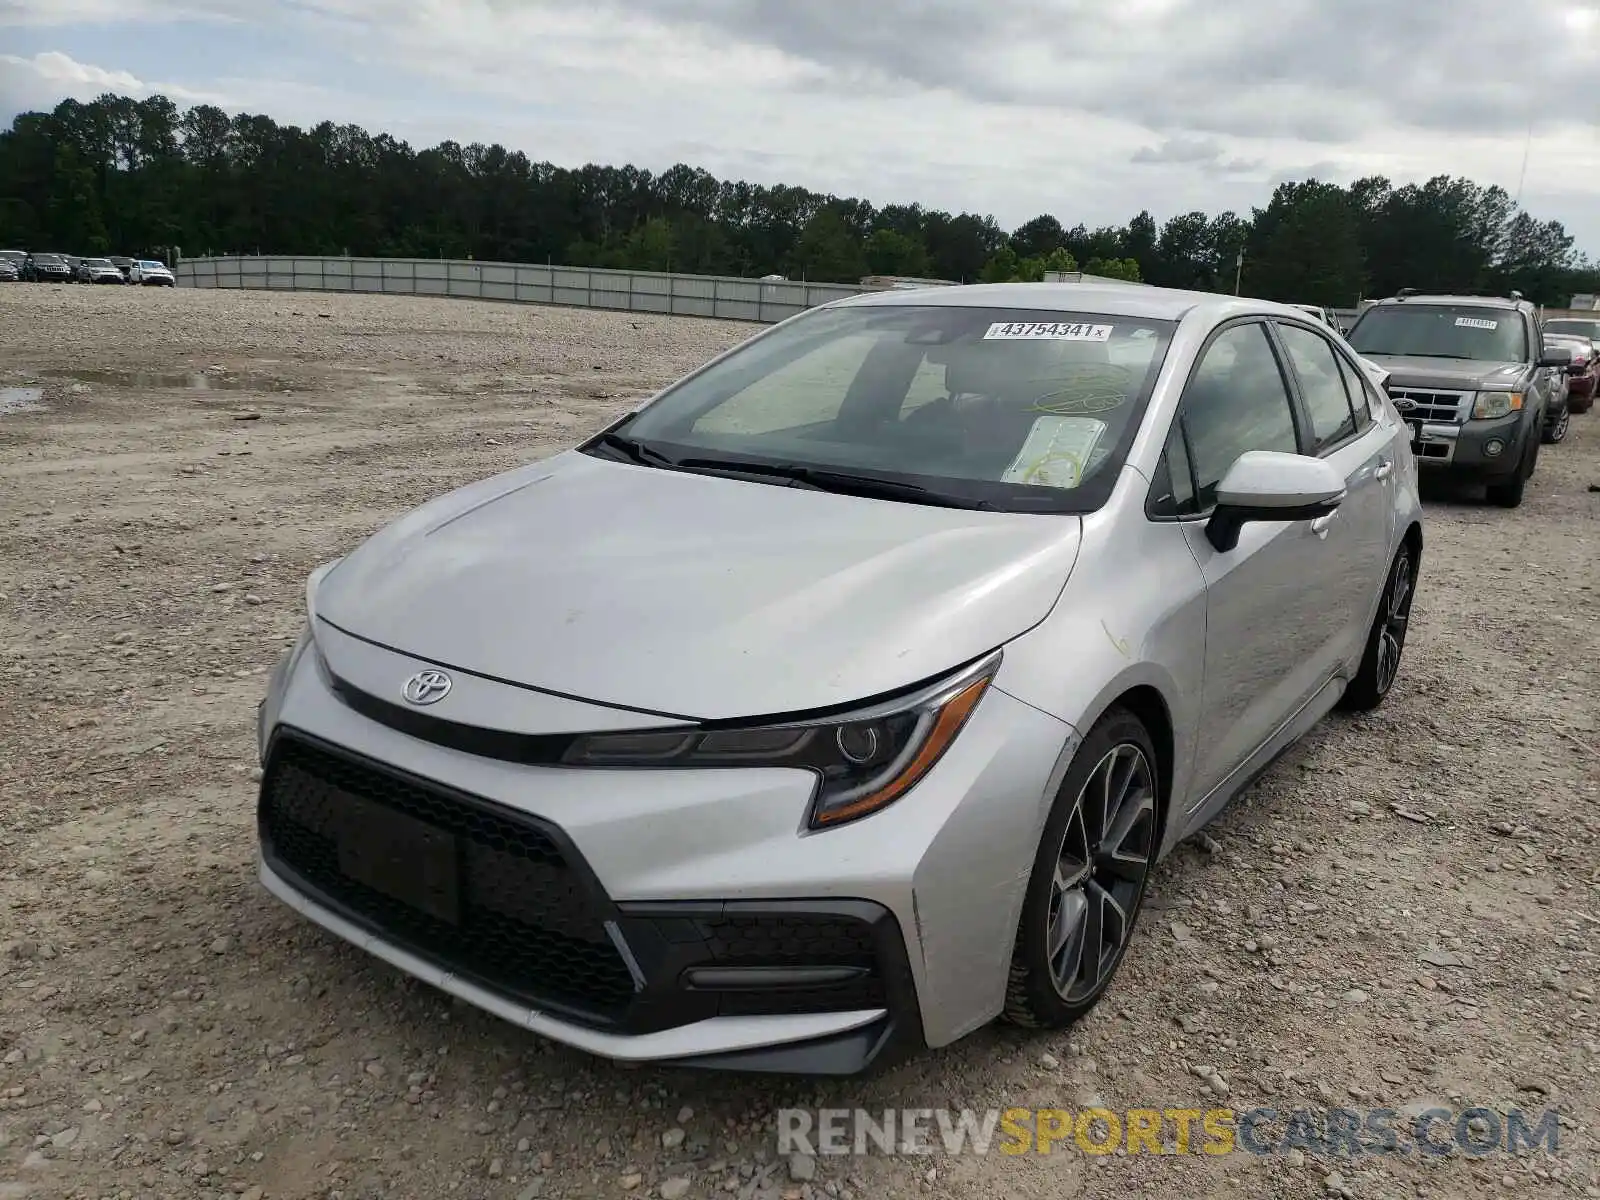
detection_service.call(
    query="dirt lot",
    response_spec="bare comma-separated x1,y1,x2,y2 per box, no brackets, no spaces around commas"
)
1,284,1597,1200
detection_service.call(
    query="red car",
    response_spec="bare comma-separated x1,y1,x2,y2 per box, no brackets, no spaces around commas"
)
1545,332,1596,414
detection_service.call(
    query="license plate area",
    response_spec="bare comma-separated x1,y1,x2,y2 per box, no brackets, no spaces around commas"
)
336,794,460,925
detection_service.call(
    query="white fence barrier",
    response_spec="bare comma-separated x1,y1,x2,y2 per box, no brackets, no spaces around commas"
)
173,257,1372,331
174,256,865,323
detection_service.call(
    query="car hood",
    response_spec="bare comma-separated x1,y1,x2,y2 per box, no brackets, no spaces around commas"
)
313,450,1084,722
1357,354,1525,390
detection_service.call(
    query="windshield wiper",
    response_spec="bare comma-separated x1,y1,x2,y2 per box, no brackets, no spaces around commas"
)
591,431,677,469
673,456,990,509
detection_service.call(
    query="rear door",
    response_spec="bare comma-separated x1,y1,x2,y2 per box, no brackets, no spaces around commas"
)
1270,319,1397,678
1172,320,1349,804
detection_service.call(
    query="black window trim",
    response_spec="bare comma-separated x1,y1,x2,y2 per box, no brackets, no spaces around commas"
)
1267,318,1367,458
1144,316,1304,523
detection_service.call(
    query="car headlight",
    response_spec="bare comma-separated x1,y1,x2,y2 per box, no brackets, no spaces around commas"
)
1472,391,1523,419
562,653,1000,830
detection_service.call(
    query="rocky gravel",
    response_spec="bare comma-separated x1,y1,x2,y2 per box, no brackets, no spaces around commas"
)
1,283,1597,1200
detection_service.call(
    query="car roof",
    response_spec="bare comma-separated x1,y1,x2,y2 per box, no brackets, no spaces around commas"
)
829,280,1320,324
1369,294,1529,311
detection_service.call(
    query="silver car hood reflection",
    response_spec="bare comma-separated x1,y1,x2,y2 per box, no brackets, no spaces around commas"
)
314,450,1084,721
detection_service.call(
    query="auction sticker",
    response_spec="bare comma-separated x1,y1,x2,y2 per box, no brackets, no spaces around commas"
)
984,321,1113,341
1001,415,1108,489
1454,317,1497,330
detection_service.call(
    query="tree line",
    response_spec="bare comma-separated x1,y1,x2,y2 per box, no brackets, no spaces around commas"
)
3,93,1597,307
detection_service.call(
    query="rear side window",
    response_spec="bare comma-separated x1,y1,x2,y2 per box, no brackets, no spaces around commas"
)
1277,323,1358,451
1332,353,1376,429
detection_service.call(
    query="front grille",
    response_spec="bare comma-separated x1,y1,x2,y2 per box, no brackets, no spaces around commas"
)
260,734,636,1021
1391,388,1469,424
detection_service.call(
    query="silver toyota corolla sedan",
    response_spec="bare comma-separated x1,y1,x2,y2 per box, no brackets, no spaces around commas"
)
256,282,1424,1075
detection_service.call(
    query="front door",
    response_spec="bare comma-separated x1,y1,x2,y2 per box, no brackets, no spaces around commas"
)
1174,320,1350,804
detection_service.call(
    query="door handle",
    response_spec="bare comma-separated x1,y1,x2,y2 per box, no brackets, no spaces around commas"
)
1309,513,1337,538
1374,459,1393,480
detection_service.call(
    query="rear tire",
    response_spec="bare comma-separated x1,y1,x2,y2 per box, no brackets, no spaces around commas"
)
1002,708,1159,1030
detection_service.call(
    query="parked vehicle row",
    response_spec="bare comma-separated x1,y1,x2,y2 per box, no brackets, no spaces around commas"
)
1342,290,1593,507
1288,302,1348,335
0,249,175,286
1543,317,1599,415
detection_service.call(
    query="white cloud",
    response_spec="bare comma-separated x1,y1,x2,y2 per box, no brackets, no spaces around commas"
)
0,50,222,106
3,0,1599,252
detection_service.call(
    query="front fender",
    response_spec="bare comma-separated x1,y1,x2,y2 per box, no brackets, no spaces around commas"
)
990,500,1208,859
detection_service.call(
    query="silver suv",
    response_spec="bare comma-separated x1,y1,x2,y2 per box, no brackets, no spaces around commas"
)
1345,291,1569,507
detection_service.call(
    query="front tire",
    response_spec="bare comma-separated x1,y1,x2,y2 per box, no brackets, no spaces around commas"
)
1339,543,1416,712
1002,708,1158,1030
1542,405,1570,444
1485,437,1534,507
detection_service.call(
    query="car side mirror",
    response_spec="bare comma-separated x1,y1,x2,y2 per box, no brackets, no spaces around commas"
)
1205,451,1347,554
1537,353,1571,368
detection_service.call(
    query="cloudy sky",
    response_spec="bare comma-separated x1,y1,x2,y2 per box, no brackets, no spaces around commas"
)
4,0,1600,254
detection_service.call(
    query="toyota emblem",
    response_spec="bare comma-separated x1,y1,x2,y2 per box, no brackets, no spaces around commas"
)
402,670,452,705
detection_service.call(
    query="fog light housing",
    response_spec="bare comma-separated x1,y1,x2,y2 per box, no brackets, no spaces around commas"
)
1484,439,1505,457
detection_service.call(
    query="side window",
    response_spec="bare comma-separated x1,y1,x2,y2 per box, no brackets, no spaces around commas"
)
1277,322,1358,451
1147,422,1197,518
1181,322,1300,509
1332,351,1375,430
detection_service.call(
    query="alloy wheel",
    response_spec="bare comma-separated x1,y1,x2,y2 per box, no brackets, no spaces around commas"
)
1374,550,1413,696
1553,408,1570,442
1045,743,1156,1002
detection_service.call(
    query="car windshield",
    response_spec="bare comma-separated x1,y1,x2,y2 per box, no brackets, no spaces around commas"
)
1347,304,1527,363
142,260,166,268
34,254,64,264
1545,319,1600,340
86,258,112,267
609,303,1177,513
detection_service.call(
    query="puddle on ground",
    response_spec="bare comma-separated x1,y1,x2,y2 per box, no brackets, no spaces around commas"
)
0,386,47,414
64,369,275,392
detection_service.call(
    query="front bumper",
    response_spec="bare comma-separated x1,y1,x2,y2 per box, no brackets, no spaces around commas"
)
254,626,1072,1073
1409,412,1529,479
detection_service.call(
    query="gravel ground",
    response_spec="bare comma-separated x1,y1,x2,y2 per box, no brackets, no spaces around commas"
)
1,284,1597,1200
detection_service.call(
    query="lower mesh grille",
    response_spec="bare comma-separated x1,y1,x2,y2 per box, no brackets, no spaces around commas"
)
259,733,636,1020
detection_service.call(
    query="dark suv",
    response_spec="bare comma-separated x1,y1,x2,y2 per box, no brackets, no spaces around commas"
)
22,252,74,283
1345,292,1568,508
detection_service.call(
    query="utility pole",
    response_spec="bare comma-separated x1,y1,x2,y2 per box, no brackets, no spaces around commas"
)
1234,249,1244,296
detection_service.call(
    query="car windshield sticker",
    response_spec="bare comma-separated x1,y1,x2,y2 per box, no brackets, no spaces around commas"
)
1031,364,1133,415
1455,317,1498,330
983,321,1113,342
1001,416,1108,490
